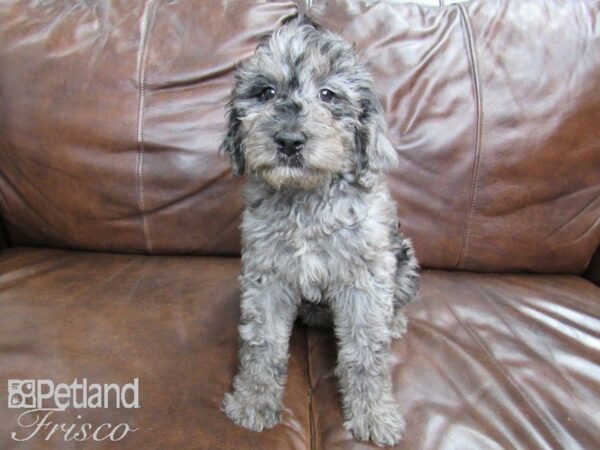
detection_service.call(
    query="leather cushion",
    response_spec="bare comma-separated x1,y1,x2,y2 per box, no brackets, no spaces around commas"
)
1,0,599,272
309,0,600,272
0,1,297,255
0,248,310,450
2,248,599,449
308,270,600,449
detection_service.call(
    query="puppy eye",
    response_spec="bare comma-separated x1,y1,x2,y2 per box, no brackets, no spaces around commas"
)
260,87,276,101
319,89,335,103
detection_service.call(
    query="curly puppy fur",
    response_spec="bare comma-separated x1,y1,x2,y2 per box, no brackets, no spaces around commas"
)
221,17,419,447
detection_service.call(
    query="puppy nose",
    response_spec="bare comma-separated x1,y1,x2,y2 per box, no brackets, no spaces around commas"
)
275,131,305,156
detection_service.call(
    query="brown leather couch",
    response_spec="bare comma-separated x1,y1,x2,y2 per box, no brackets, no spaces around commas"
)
1,1,599,449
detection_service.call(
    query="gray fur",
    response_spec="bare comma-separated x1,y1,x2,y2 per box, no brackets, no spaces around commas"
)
221,18,419,447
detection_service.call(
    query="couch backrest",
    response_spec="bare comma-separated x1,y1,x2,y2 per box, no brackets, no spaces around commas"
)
1,0,599,273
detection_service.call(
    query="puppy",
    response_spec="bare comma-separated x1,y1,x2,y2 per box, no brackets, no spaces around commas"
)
221,17,419,447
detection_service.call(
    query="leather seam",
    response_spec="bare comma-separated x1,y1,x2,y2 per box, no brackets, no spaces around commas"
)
456,4,483,270
136,0,157,254
305,327,316,450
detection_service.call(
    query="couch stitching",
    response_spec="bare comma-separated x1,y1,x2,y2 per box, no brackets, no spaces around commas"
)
305,327,317,450
136,0,157,254
456,4,483,270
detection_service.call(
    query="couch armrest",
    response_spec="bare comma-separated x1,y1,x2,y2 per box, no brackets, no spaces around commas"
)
586,248,600,286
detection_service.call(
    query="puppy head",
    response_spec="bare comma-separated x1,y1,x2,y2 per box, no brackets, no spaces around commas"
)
221,17,397,190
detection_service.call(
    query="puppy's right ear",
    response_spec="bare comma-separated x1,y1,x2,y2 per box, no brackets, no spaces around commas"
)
220,105,245,176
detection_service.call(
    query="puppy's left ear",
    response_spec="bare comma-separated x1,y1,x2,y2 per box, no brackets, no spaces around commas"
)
354,86,397,188
220,105,245,176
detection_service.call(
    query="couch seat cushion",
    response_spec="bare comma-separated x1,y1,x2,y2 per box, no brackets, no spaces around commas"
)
0,248,310,450
308,271,600,449
2,248,599,449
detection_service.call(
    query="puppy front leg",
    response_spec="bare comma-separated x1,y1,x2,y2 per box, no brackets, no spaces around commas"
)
332,286,404,447
223,276,298,431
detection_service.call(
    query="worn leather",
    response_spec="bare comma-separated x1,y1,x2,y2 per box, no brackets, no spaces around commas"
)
0,0,296,255
1,0,599,273
1,248,599,449
308,270,600,449
309,0,600,273
1,1,600,449
0,248,311,450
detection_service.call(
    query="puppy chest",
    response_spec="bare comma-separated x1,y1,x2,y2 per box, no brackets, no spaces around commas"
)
290,234,331,302
266,221,335,295
244,189,366,290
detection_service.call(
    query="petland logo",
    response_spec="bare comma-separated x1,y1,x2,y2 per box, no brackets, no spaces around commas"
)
7,379,140,442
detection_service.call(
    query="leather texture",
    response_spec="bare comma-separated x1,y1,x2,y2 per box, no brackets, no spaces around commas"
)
0,0,296,255
309,0,600,273
307,270,600,449
1,0,599,273
0,248,311,450
1,1,600,449
1,248,599,449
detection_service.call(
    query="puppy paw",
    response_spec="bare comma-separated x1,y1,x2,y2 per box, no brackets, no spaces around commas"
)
344,403,405,447
222,391,282,432
390,310,408,339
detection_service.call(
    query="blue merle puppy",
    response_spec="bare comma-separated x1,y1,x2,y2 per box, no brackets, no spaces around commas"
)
221,17,419,447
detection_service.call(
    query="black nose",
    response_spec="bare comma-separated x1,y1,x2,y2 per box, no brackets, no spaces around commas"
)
275,131,305,156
